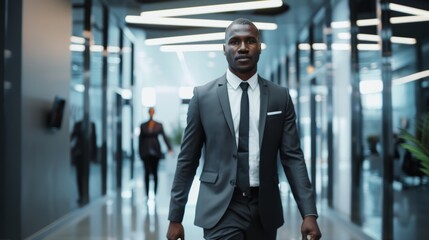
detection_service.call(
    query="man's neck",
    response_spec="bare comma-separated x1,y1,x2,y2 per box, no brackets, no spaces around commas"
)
228,68,257,81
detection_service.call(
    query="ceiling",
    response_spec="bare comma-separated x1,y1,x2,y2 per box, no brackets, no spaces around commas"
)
106,0,324,45
101,0,429,88
102,0,326,87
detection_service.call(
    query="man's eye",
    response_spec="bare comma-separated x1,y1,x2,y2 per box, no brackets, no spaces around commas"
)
247,39,257,44
230,40,238,45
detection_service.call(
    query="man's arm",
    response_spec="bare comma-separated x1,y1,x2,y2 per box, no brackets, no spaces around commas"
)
167,88,205,233
279,89,320,240
279,88,318,217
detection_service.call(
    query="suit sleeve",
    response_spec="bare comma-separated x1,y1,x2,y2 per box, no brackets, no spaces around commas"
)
168,87,205,223
138,124,144,159
279,88,318,218
160,123,173,151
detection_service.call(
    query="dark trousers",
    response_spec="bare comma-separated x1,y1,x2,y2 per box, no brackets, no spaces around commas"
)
143,156,160,197
204,188,277,240
75,156,90,205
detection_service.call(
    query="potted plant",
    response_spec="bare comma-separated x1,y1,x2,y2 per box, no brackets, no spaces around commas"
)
399,113,429,176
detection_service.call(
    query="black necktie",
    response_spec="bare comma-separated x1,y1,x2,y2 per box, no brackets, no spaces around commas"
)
237,82,250,194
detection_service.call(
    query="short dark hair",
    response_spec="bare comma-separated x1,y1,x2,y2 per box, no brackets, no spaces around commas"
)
225,18,260,40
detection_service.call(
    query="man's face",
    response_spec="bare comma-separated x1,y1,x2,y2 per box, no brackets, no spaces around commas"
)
223,23,261,78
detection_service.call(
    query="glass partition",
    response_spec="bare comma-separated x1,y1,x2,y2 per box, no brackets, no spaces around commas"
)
389,2,429,239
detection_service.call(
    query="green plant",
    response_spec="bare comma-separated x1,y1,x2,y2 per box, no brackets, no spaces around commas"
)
170,122,184,146
399,113,429,176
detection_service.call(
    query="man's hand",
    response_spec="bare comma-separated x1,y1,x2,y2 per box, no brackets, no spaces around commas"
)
167,221,185,240
301,215,321,240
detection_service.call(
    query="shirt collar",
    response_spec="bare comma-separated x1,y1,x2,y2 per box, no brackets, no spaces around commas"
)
226,68,258,90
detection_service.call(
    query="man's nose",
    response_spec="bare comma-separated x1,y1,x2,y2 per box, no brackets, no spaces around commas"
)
238,42,248,52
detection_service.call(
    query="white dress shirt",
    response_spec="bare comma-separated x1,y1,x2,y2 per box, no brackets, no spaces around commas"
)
226,69,260,187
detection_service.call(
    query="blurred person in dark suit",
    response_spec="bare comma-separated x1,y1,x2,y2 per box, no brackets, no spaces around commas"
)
70,120,97,206
139,107,173,198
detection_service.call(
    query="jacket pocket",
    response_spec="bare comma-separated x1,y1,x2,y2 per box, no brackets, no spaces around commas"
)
200,171,218,184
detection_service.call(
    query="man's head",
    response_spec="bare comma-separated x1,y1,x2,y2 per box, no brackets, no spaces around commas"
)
223,18,262,80
148,107,155,119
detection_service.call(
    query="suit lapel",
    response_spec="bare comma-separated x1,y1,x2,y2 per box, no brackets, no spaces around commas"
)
258,77,268,147
217,76,235,140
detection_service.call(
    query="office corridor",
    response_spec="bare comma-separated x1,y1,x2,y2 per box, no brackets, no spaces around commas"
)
35,158,371,240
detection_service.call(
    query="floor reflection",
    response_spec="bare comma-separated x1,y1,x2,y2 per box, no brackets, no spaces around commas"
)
43,160,374,240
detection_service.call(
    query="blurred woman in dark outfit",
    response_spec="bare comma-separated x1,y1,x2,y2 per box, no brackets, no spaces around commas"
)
139,107,173,198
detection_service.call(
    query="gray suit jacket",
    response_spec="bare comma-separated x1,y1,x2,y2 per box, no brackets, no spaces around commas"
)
168,75,317,231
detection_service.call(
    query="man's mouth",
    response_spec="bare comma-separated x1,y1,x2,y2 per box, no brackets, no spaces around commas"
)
236,56,251,61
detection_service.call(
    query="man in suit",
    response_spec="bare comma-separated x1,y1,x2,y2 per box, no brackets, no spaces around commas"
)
139,107,173,198
167,18,321,240
70,120,97,206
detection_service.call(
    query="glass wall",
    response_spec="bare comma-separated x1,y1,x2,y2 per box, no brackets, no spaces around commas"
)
330,0,353,218
107,15,121,190
70,0,135,204
297,30,312,172
389,2,429,239
70,0,87,206
88,0,104,201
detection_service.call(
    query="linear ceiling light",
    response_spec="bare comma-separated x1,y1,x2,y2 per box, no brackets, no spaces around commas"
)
356,18,380,26
299,43,383,51
332,16,429,28
160,43,267,52
140,0,283,17
70,44,85,52
338,33,416,45
145,32,225,46
393,70,429,85
357,44,380,51
389,3,429,16
390,15,429,24
390,36,417,44
70,36,85,44
126,16,277,30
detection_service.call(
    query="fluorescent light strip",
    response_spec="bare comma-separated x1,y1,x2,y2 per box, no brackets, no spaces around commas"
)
331,21,350,29
357,44,380,51
356,18,379,26
70,36,85,44
389,3,429,16
70,44,123,52
160,43,266,52
107,46,121,53
358,33,380,42
393,70,429,85
126,16,277,30
145,32,225,46
338,33,416,45
70,44,85,52
332,15,429,29
391,36,416,45
299,43,384,51
140,0,283,17
390,15,429,24
90,45,104,52
298,43,327,50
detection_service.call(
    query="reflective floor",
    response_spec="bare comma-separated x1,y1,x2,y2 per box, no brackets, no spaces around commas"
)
39,159,372,240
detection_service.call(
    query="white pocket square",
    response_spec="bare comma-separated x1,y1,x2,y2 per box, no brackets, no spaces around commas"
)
267,111,282,116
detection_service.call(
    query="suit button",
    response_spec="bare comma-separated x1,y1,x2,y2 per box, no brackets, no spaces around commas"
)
230,180,236,186
232,154,237,159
